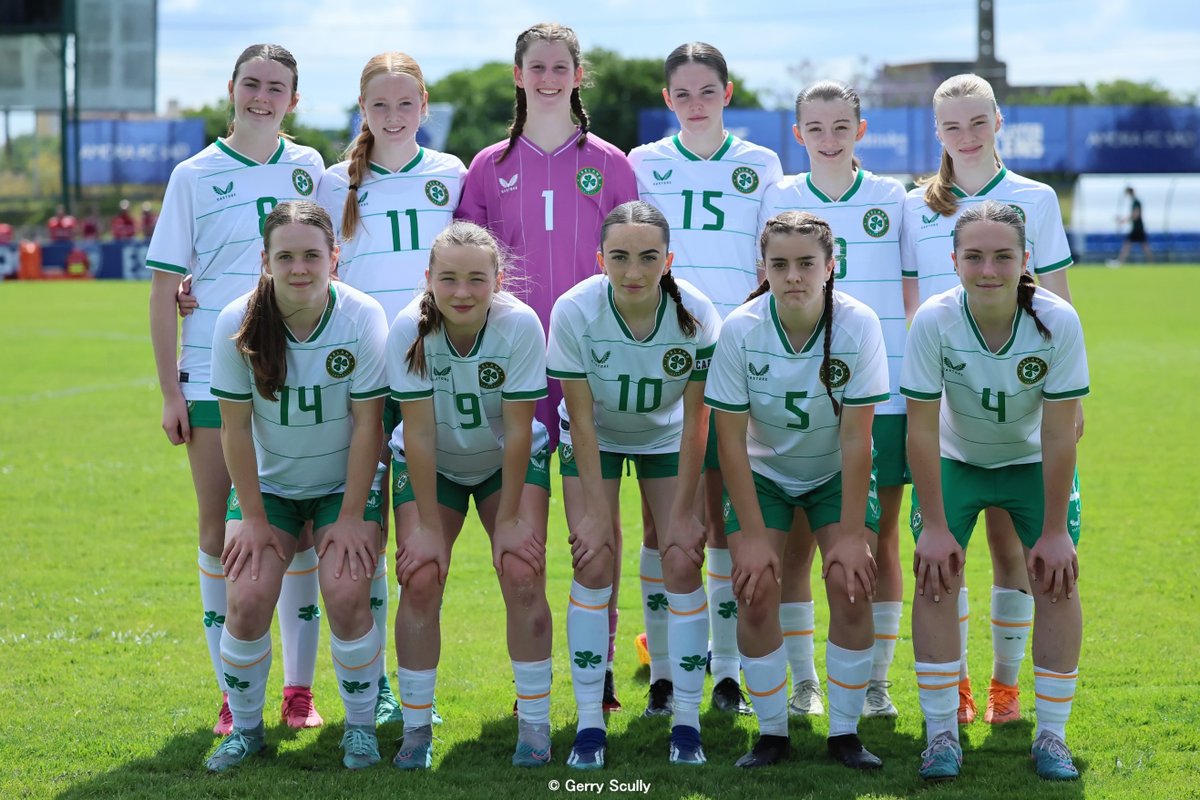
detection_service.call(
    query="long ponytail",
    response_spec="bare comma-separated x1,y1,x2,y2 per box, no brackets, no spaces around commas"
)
819,276,841,416
340,124,374,241
918,73,1004,217
660,271,698,338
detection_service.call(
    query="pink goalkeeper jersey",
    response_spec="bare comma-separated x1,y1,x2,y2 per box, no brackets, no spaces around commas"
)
456,130,638,327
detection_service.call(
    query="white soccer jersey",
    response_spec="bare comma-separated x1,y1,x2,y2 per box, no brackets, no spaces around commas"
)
547,274,721,454
759,169,906,415
316,148,466,324
386,292,549,486
900,285,1089,468
705,291,889,494
210,283,390,498
629,134,783,318
147,138,325,401
901,167,1073,302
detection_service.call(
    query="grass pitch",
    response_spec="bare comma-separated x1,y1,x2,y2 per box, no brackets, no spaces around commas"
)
0,266,1197,799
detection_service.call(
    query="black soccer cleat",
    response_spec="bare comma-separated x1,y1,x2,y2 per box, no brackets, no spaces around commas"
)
734,734,790,768
828,733,883,770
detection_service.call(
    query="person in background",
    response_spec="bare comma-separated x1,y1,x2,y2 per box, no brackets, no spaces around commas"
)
141,201,158,240
112,199,137,240
48,204,77,242
1114,186,1152,265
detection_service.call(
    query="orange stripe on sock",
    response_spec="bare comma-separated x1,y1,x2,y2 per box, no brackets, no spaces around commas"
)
569,597,609,611
827,675,868,691
199,567,224,579
1034,693,1075,703
918,680,960,690
916,670,960,677
706,571,730,580
745,678,788,698
402,701,432,710
1034,671,1078,680
991,618,1032,628
286,564,319,576
782,629,815,637
640,574,664,583
221,649,271,669
874,634,899,640
516,690,551,701
669,602,708,616
958,614,969,623
332,645,382,671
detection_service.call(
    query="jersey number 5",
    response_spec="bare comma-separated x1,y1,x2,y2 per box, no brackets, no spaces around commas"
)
784,391,811,430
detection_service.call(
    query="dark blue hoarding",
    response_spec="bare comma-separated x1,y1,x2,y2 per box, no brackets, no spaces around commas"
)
66,120,206,185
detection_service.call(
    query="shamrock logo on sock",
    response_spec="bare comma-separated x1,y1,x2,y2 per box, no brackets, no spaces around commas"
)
370,597,383,610
203,610,226,628
646,593,668,612
573,650,603,669
680,655,707,672
224,673,250,692
342,680,373,694
298,605,321,621
718,600,738,619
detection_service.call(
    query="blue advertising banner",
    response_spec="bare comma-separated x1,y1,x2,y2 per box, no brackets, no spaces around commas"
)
66,120,206,185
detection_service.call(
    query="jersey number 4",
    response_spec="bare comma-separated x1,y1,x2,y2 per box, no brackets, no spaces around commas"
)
981,388,1006,422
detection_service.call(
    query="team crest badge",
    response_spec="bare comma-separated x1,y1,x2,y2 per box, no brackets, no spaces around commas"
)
366,490,381,510
1008,204,1027,223
478,361,505,389
228,490,240,511
722,498,733,523
862,208,890,238
326,348,356,378
1016,356,1048,385
425,179,450,207
292,168,314,196
731,166,759,194
576,168,603,196
394,470,410,493
662,348,693,378
820,358,851,388
559,443,575,464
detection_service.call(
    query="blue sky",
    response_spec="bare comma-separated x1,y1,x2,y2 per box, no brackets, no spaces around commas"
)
153,0,1197,128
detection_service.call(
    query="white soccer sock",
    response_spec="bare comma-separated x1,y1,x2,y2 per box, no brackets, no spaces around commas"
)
666,587,709,731
916,660,961,745
607,609,618,670
371,555,389,685
1033,665,1077,741
640,547,671,683
278,546,320,688
991,587,1033,687
958,587,970,680
741,644,788,737
871,601,903,683
331,624,382,727
568,581,611,732
513,658,552,727
396,666,437,729
780,601,818,688
706,547,740,684
826,642,872,736
220,630,271,730
198,549,227,692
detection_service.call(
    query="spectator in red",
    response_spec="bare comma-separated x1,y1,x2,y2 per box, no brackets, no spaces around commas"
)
111,199,137,240
81,204,102,241
140,201,158,240
48,204,77,242
0,222,14,245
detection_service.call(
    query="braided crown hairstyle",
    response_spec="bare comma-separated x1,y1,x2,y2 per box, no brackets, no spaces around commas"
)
499,22,590,162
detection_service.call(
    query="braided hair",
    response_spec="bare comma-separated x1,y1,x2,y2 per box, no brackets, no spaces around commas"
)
919,74,1004,217
500,23,590,163
953,200,1051,340
756,211,841,415
600,201,698,338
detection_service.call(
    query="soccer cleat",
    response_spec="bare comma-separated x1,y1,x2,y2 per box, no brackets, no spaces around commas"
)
205,723,265,772
213,693,233,736
863,680,898,718
602,669,622,712
341,725,380,770
787,679,825,717
392,725,433,770
1031,731,1079,781
919,731,963,781
635,632,650,666
512,739,552,768
711,677,752,715
984,679,1021,724
566,727,607,770
375,675,403,726
431,694,444,726
668,725,706,765
281,686,324,729
643,678,674,717
828,733,883,770
957,677,977,725
734,734,790,768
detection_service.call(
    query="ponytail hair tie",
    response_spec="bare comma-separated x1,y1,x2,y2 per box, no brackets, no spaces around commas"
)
349,183,360,191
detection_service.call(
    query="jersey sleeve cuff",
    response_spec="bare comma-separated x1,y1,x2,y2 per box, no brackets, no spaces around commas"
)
350,387,391,400
900,386,941,401
210,388,252,401
843,392,890,406
391,388,434,401
688,370,709,382
705,397,749,413
1033,256,1073,275
147,259,188,275
547,368,586,380
502,388,549,401
1043,386,1089,400
901,268,919,278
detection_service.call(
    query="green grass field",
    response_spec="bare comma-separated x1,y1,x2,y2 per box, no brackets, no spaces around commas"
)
1,267,1198,799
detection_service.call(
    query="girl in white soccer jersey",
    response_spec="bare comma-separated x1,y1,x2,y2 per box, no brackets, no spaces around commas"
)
901,73,1079,729
457,22,638,710
706,212,887,771
384,222,554,770
757,81,911,720
203,201,390,772
315,50,467,727
147,44,327,736
548,201,721,769
628,42,782,717
902,201,1086,782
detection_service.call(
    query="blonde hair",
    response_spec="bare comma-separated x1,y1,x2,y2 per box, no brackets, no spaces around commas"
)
919,73,1004,217
340,53,427,241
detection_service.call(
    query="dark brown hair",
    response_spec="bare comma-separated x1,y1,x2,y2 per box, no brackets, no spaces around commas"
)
236,201,336,400
664,41,729,86
500,23,589,162
795,80,864,170
227,44,299,138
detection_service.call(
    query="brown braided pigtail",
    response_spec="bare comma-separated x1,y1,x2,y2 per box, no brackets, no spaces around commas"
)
1017,271,1052,340
660,271,698,338
340,123,373,241
499,89,527,163
570,87,590,149
404,290,444,378
744,279,770,303
819,275,841,416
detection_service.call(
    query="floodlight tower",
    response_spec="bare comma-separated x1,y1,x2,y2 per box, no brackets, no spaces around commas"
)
977,0,1008,100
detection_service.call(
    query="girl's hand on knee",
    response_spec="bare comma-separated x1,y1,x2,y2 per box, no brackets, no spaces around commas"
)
822,529,877,604
1027,531,1078,602
913,525,963,603
319,517,379,581
493,516,546,576
222,518,286,582
731,532,779,606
